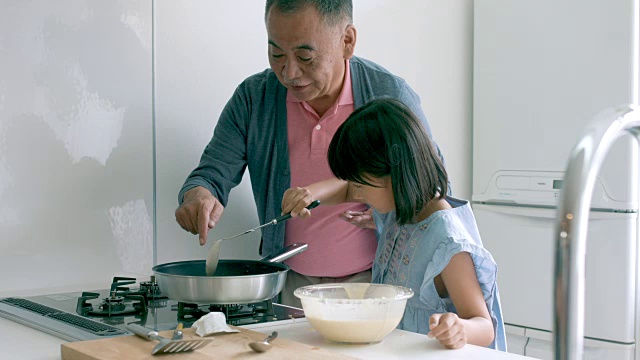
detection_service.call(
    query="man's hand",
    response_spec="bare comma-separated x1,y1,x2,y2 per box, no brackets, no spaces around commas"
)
338,208,376,229
281,187,316,219
175,186,224,246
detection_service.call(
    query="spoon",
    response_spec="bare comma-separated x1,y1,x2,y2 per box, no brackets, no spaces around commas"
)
205,200,320,276
249,331,278,353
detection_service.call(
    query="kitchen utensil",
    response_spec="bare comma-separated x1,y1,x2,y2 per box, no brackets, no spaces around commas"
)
294,283,414,344
153,243,307,304
248,331,278,353
205,200,320,276
204,239,223,277
61,325,359,360
126,323,212,355
170,323,183,340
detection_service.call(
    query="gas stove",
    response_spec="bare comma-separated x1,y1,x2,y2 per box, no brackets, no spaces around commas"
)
0,276,304,341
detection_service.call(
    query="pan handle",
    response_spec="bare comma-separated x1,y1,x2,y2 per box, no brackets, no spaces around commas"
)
261,243,308,263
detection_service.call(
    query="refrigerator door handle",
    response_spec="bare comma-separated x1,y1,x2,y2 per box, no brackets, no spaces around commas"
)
473,204,556,219
473,203,632,220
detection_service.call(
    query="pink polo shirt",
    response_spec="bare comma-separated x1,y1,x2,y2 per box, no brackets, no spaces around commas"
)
284,60,377,277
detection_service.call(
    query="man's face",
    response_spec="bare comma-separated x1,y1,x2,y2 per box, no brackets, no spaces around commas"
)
266,6,355,111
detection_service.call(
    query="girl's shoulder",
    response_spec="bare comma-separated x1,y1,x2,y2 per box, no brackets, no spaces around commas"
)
419,197,491,261
371,197,476,238
420,197,474,232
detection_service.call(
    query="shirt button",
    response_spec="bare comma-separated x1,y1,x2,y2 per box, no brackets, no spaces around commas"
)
315,125,321,130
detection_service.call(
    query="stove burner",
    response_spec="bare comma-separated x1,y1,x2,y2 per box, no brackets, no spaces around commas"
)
174,300,279,326
139,278,162,298
102,293,125,310
176,302,207,321
109,277,137,296
76,291,147,317
209,303,257,319
138,276,168,308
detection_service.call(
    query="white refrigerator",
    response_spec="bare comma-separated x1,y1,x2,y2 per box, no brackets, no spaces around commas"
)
473,1,639,359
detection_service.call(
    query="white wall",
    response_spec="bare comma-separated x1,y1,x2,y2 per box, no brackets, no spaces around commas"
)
1,0,473,293
355,0,473,198
0,0,153,294
155,0,270,263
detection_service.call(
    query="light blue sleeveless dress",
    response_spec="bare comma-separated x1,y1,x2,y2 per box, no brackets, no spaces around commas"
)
371,196,507,351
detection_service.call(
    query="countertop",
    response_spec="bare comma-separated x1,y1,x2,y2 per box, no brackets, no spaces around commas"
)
1,315,536,359
0,283,536,359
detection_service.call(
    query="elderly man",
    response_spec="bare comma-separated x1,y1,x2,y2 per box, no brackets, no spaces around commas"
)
175,0,445,308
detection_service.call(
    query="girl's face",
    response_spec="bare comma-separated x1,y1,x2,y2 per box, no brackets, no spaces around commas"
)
350,175,395,214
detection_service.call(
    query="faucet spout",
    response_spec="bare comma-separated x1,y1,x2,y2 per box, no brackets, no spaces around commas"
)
554,104,640,359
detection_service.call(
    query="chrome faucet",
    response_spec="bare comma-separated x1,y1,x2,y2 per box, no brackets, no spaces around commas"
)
554,104,640,359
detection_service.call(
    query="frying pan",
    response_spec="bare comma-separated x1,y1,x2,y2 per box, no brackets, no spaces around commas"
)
152,243,307,304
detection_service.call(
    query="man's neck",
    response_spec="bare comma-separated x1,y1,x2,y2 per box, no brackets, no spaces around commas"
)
307,95,339,118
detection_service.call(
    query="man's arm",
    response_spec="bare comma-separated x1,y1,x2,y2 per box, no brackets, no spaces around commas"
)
176,85,251,244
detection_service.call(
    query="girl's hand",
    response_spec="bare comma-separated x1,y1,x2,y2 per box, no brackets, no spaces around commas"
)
339,208,376,229
428,312,467,349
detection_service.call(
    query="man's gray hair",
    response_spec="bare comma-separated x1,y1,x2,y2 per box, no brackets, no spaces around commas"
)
265,0,353,27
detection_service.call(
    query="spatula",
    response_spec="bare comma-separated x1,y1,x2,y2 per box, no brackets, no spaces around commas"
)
126,323,213,355
205,200,321,276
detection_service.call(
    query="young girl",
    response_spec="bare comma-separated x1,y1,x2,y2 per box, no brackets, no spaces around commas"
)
281,98,506,351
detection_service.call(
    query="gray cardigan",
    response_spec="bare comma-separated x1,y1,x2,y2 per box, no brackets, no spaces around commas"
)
179,56,444,256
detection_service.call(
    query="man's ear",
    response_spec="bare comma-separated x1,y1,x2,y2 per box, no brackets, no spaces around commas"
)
343,24,357,59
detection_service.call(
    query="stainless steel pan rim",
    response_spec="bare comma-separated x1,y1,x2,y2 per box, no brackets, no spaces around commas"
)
152,260,290,279
151,244,307,304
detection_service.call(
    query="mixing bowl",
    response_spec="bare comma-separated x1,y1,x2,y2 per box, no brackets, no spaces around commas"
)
294,283,414,344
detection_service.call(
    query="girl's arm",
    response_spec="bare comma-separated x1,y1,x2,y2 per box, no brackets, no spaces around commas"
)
428,252,495,349
281,178,363,218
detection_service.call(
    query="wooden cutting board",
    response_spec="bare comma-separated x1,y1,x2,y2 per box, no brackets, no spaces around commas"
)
61,325,359,360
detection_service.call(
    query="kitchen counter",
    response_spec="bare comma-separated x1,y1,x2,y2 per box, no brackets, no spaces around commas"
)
1,315,536,359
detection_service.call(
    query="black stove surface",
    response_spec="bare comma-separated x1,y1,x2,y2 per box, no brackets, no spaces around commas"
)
0,277,304,341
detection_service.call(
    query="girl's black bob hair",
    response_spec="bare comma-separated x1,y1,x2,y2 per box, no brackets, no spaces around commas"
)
328,97,448,225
